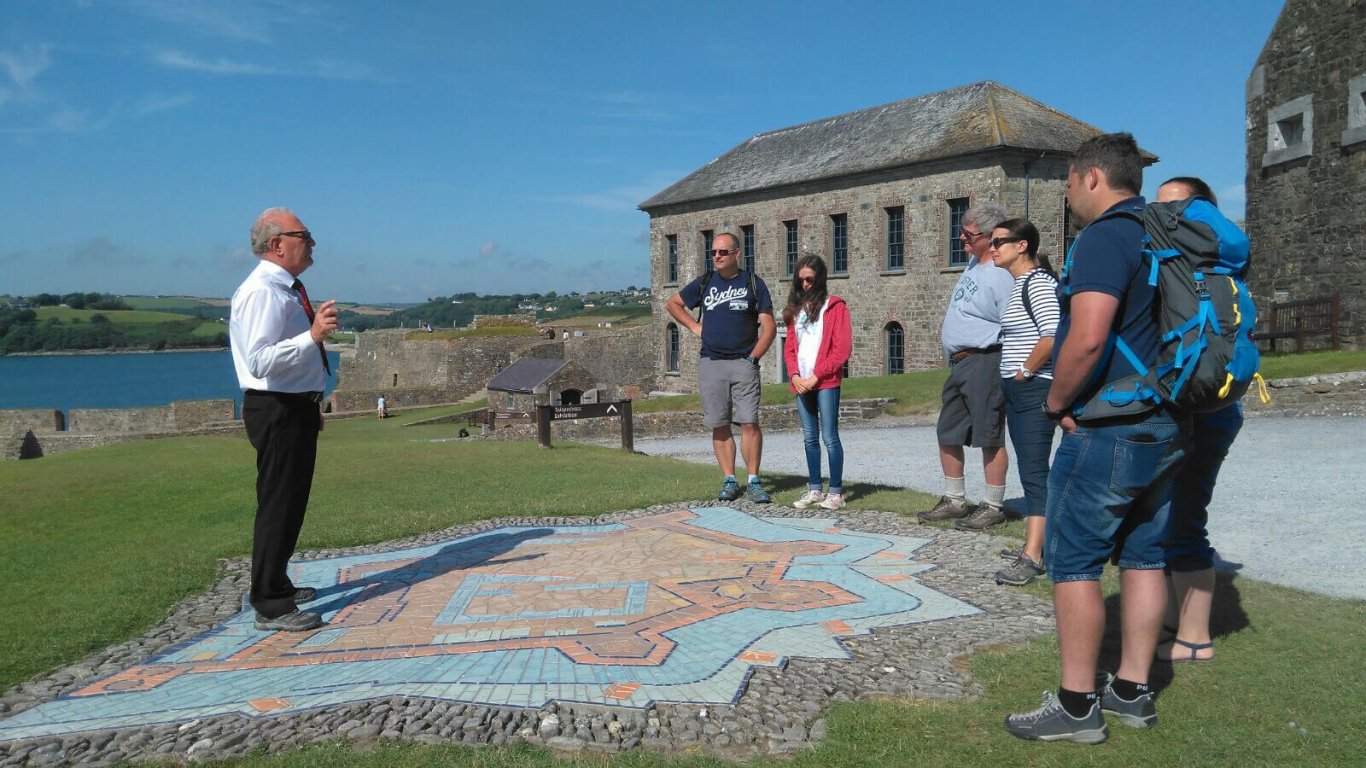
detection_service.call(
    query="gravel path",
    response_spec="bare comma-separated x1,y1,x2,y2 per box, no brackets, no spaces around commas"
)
630,415,1366,601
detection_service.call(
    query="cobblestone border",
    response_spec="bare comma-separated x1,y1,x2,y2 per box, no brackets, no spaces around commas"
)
0,502,1052,766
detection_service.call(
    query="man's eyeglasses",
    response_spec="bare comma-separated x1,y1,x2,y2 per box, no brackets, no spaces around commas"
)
277,230,315,246
959,229,986,242
710,248,736,256
990,236,1024,250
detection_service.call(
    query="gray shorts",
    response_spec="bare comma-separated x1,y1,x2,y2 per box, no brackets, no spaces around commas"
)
936,350,1006,448
699,357,762,429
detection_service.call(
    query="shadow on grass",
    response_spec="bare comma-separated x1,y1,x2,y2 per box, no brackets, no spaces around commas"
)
1099,569,1250,695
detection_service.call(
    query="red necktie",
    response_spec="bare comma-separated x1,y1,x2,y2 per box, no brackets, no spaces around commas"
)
292,279,331,375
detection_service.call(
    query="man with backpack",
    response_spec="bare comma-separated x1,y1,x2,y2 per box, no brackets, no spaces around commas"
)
1004,133,1189,744
665,231,777,503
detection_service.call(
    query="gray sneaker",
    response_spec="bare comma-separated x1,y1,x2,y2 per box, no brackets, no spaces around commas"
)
995,554,1046,586
746,480,771,504
718,477,742,501
1004,691,1108,744
255,609,322,632
955,502,1007,530
917,496,971,522
1099,672,1158,729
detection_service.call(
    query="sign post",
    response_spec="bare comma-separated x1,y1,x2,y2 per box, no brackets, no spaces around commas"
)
535,400,634,451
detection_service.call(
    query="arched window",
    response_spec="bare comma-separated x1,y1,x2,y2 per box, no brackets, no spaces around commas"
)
666,323,681,372
885,322,905,375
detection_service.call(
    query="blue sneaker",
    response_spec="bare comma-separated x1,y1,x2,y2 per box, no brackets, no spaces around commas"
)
746,479,771,504
1004,691,1108,744
718,477,742,501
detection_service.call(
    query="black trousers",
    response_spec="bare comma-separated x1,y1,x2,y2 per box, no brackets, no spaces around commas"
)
242,391,320,619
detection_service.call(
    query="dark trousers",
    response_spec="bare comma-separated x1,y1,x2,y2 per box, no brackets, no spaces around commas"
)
242,392,320,619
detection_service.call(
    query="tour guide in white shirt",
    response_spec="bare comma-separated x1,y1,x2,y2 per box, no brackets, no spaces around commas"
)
229,207,338,633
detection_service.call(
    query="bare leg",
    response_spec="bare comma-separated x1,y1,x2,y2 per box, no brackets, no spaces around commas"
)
1055,580,1105,692
939,444,966,478
738,422,763,477
712,426,736,477
1023,516,1046,563
1160,568,1216,661
1116,568,1167,684
983,446,1008,486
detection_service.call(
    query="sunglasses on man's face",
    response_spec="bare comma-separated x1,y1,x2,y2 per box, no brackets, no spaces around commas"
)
711,248,736,256
959,229,985,242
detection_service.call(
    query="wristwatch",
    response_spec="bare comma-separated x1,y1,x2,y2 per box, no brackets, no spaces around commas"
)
1041,401,1069,421
1020,367,1035,380
744,355,759,365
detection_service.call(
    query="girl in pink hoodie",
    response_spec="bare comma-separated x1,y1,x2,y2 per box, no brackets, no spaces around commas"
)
783,255,852,510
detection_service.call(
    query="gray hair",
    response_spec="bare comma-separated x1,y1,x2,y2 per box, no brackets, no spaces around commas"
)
963,202,1008,234
250,207,294,255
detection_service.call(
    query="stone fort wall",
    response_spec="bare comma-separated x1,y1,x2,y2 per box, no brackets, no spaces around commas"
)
1245,0,1365,347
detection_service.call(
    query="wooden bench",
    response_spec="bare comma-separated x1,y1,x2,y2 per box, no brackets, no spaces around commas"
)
1255,293,1341,353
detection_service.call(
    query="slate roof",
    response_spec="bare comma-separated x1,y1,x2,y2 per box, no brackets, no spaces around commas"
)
487,358,568,393
640,81,1122,210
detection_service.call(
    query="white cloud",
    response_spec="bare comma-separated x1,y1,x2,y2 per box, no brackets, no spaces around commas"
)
156,50,279,76
155,49,385,82
0,45,52,90
480,240,500,256
134,92,196,116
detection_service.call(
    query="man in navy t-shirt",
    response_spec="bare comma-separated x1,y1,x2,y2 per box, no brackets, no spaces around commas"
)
665,231,776,503
1005,133,1188,745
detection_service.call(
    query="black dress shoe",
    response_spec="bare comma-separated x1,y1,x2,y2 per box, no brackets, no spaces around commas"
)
293,587,318,604
255,609,322,632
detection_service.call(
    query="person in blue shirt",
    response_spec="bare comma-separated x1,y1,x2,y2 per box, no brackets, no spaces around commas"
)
1005,133,1188,744
665,231,776,503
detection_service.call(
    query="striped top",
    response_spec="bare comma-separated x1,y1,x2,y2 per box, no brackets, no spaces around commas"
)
998,268,1060,379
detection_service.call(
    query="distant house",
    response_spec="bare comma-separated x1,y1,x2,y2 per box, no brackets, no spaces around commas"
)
1244,0,1365,347
486,358,598,413
640,81,1131,392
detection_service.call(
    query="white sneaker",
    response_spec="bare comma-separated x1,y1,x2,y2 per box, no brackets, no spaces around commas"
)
819,493,846,510
793,489,825,509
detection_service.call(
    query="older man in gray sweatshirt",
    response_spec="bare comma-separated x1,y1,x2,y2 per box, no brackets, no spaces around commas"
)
919,201,1015,529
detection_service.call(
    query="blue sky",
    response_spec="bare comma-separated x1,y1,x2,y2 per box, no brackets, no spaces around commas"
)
0,0,1284,304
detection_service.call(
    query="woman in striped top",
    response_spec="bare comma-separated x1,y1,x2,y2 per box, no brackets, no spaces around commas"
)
987,218,1059,587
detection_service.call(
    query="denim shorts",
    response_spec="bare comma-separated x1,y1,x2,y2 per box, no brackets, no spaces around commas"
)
1045,411,1189,582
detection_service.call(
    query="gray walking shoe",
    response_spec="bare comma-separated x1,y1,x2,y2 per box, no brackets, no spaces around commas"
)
995,554,1046,586
1004,691,1108,744
955,502,1007,530
255,609,322,632
917,495,971,522
1099,672,1158,729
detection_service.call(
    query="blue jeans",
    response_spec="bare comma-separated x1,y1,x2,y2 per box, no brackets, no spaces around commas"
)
1045,411,1189,582
1002,376,1056,518
1165,403,1243,572
796,387,844,494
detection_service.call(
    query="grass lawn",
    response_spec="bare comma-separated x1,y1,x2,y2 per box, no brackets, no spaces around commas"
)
119,296,221,311
2,359,1363,765
1257,348,1366,379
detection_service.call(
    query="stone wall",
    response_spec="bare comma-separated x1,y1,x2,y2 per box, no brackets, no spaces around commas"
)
473,313,537,329
171,399,236,428
340,329,546,399
66,399,235,434
480,398,897,442
563,325,657,396
0,409,64,434
1242,371,1366,417
1245,0,1366,347
647,153,1071,392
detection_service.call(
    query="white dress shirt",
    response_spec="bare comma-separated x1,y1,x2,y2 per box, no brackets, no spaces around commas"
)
230,260,327,393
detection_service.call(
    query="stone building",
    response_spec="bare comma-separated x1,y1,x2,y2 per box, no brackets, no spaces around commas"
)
1245,0,1365,347
639,81,1109,392
486,358,598,414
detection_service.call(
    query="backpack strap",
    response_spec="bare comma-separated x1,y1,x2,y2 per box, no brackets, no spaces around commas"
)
694,263,715,323
1021,269,1041,332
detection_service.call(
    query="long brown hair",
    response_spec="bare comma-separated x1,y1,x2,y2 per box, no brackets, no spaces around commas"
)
783,254,829,327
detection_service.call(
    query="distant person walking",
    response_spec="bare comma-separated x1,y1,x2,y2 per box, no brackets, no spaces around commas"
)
1154,176,1244,664
919,202,1014,526
229,207,337,633
376,395,387,420
783,255,851,510
665,231,776,503
982,219,1060,586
